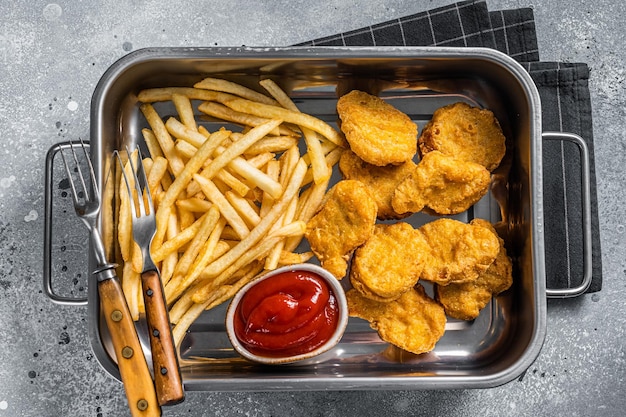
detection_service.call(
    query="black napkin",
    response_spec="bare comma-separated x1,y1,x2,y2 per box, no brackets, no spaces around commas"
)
298,0,602,293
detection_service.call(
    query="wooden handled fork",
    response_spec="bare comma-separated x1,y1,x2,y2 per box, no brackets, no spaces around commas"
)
61,140,161,417
117,147,185,406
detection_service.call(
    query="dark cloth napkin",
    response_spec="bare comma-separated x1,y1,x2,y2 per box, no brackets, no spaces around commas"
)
298,0,602,293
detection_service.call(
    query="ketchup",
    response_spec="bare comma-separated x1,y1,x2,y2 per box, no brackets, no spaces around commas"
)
233,270,340,358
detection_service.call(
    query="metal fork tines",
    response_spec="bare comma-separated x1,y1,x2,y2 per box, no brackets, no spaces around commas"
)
59,139,106,265
122,147,158,273
60,140,161,417
117,147,185,406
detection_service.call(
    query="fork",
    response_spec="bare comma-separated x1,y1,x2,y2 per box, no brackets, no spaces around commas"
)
118,147,185,406
60,139,161,417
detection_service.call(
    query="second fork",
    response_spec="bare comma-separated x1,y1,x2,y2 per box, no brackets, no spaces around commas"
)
118,148,185,406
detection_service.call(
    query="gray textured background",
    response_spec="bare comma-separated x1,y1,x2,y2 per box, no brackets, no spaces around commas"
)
1,1,624,416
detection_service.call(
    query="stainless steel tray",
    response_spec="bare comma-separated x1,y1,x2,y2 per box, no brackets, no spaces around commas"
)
71,47,549,390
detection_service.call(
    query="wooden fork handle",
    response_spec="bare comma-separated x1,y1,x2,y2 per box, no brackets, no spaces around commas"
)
99,277,161,417
141,269,185,406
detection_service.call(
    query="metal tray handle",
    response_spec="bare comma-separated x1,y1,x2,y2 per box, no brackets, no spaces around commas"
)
43,141,89,306
542,132,593,298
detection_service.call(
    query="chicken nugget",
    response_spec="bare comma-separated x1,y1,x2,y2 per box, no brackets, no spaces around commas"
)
305,179,377,279
435,219,513,320
418,102,506,171
339,150,416,220
347,285,446,355
350,223,427,302
419,218,500,285
337,90,418,166
391,150,491,216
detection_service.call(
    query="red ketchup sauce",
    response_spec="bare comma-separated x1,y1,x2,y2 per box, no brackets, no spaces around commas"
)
233,270,340,358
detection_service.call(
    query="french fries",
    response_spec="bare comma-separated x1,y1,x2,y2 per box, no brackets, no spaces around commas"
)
118,76,344,348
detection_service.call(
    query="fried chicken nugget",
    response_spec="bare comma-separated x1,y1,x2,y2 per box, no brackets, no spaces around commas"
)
391,150,491,216
435,219,513,320
305,179,377,279
350,223,427,302
418,102,506,171
337,90,418,166
419,218,500,285
339,150,416,220
347,284,446,355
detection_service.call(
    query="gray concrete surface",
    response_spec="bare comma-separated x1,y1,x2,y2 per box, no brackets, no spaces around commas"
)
0,0,624,416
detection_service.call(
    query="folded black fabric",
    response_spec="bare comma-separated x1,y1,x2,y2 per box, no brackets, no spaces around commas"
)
298,0,602,293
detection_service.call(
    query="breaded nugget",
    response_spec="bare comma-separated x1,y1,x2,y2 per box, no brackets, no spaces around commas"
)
305,179,377,279
337,90,418,166
435,219,513,320
391,150,491,216
419,218,500,285
339,150,416,220
418,102,506,171
347,284,446,355
350,223,427,302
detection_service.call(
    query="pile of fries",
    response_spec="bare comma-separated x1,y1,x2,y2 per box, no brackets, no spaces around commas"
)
117,77,345,347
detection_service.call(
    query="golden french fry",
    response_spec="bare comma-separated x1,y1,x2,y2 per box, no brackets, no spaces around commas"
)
147,156,168,197
265,196,300,270
260,160,281,218
160,211,181,286
166,117,207,148
302,145,343,186
151,211,209,263
172,299,207,347
176,197,213,213
246,152,276,170
198,101,290,137
194,77,278,106
171,93,197,131
177,203,196,231
225,191,261,228
244,135,298,155
140,103,186,176
138,87,237,103
118,161,133,262
221,97,346,147
141,128,164,160
121,261,140,321
169,289,194,325
269,220,306,239
193,174,250,240
174,139,199,160
279,146,301,189
278,250,314,265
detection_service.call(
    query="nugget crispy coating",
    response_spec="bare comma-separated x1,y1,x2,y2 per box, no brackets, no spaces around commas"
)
339,150,416,220
337,90,418,166
392,151,491,216
350,223,427,302
419,218,500,285
305,180,377,279
347,285,446,355
435,219,513,320
418,102,506,171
